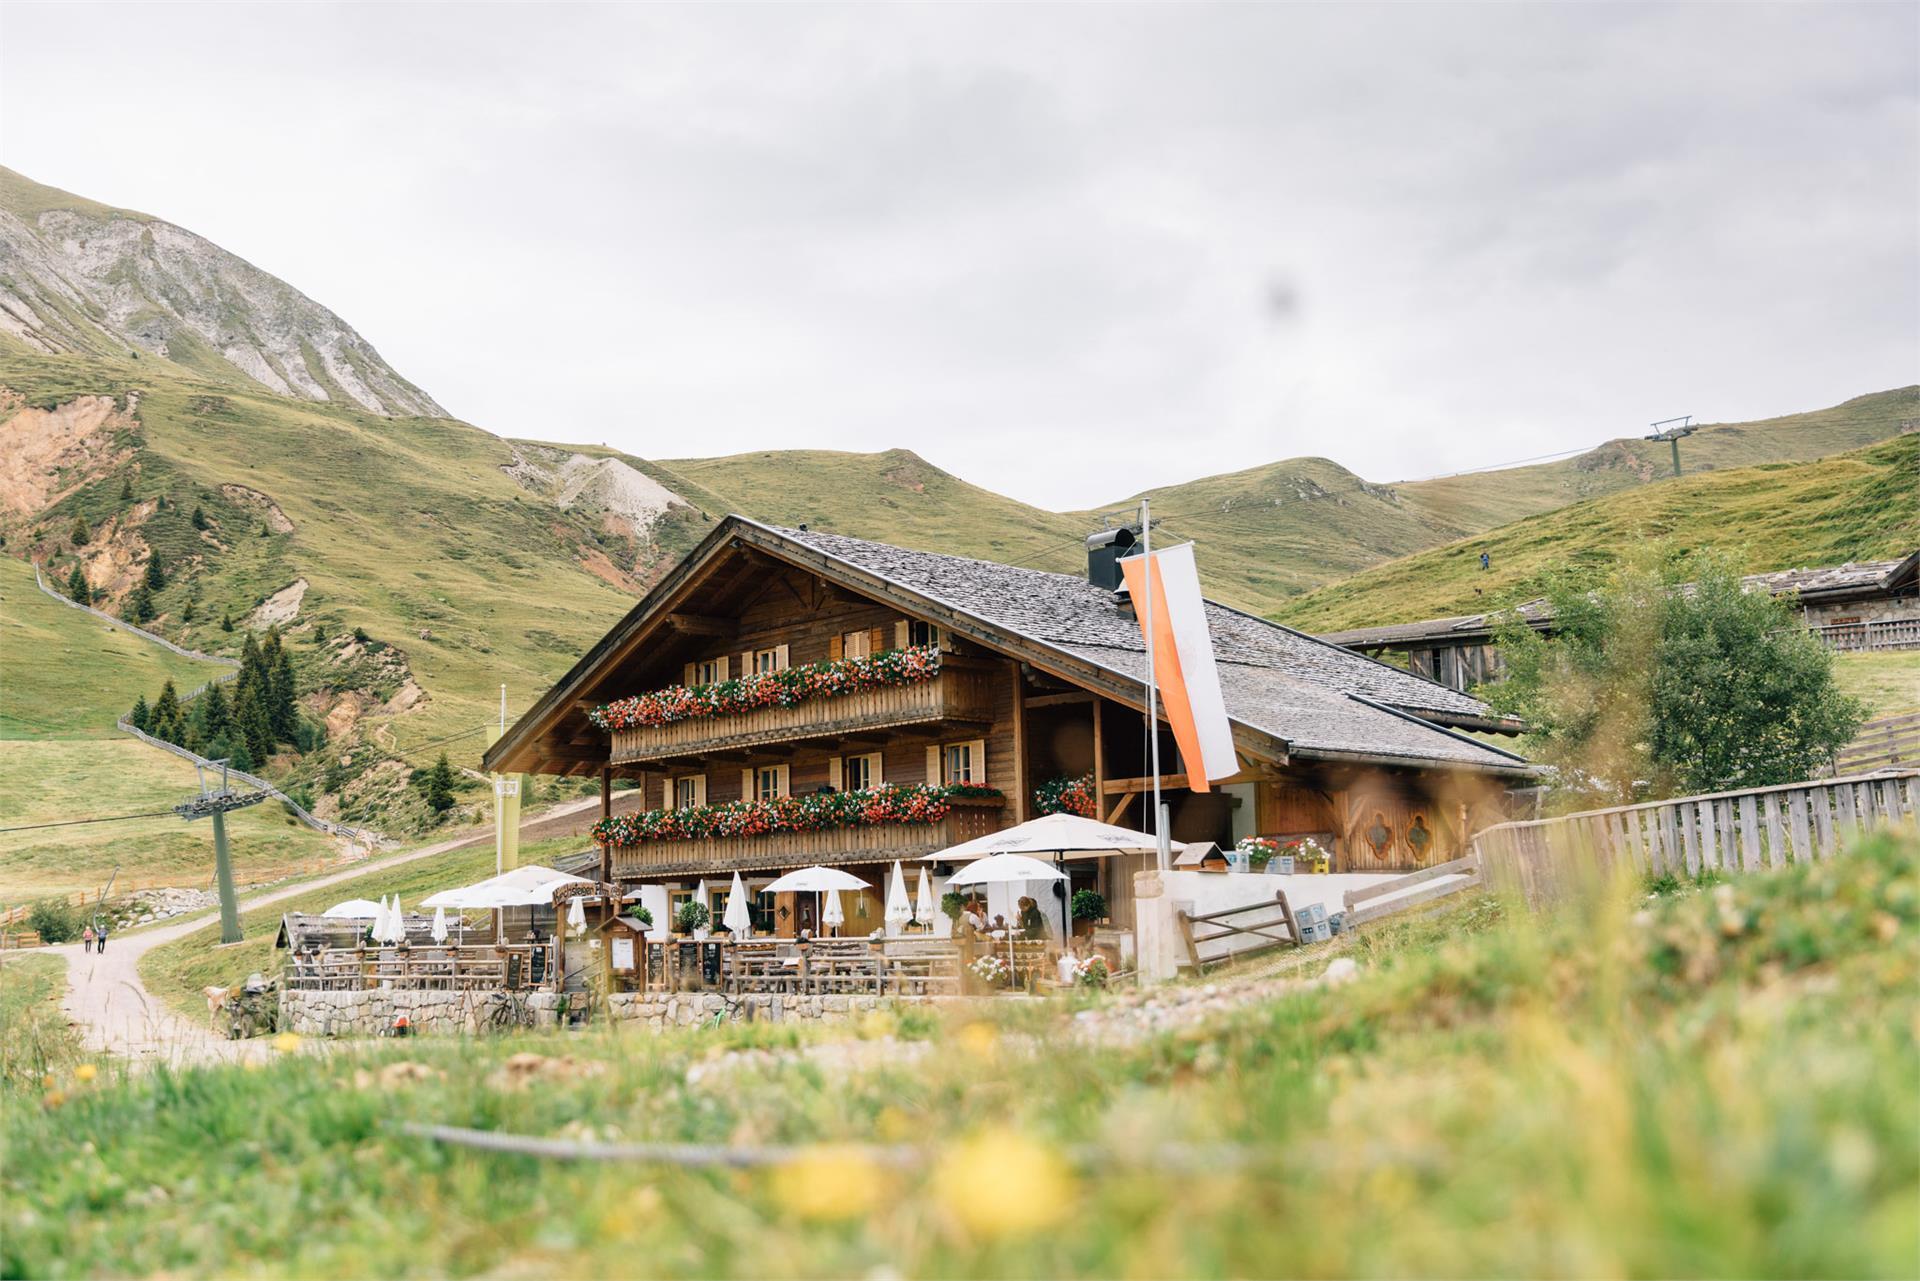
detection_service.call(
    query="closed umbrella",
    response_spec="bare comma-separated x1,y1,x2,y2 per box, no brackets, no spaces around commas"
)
371,895,391,943
566,895,587,936
387,896,409,944
822,886,846,935
885,861,912,936
915,867,934,931
694,879,710,933
431,905,449,944
723,870,752,936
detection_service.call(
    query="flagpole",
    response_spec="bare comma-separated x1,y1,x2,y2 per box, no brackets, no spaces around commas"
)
495,684,507,876
1141,499,1169,872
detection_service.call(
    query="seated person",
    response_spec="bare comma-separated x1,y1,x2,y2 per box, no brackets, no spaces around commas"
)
1017,895,1047,940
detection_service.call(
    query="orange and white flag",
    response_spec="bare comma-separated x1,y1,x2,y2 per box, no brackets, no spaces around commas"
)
1119,541,1238,791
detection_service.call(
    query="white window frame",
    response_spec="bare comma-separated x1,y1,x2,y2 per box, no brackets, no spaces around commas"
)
688,657,724,686
842,751,882,793
669,774,706,810
937,739,985,785
753,764,789,802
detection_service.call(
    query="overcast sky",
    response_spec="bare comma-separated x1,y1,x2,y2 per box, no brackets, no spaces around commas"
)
4,3,1915,510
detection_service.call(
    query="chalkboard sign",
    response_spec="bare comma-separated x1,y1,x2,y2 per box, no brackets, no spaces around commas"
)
701,942,722,986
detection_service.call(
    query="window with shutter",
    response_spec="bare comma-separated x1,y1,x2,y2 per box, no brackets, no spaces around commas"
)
688,657,724,686
841,629,871,659
842,752,880,792
906,619,942,649
753,765,788,802
937,740,985,784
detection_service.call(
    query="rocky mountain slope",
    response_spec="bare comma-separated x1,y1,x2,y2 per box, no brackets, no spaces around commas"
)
0,167,442,418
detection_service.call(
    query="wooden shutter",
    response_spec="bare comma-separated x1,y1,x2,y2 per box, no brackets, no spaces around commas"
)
739,651,753,679
926,745,942,785
776,764,790,797
868,752,884,786
693,775,707,806
663,778,674,809
828,756,843,791
682,661,697,686
870,626,887,654
829,634,843,661
895,621,910,650
741,769,754,802
966,738,987,783
774,643,790,670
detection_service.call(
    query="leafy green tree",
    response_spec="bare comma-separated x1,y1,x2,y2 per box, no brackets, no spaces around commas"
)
69,516,89,546
27,899,79,944
128,583,155,623
65,562,88,603
1486,552,1867,805
144,552,166,591
423,753,458,814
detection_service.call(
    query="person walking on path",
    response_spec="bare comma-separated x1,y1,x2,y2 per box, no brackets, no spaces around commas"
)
81,924,95,954
95,922,109,953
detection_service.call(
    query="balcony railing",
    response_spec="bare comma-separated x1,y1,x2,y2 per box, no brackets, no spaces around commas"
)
609,795,1005,877
608,664,996,765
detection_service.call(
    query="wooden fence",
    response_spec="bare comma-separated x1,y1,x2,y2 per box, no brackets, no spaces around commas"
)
1834,711,1920,775
1473,769,1920,909
1175,891,1302,971
1809,618,1920,652
1343,854,1483,927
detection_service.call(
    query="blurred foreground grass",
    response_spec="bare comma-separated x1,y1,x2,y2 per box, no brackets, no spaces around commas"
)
5,831,1915,1279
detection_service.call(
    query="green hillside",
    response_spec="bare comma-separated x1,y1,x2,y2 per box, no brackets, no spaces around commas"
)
1278,434,1920,632
0,555,227,739
658,447,1091,575
0,344,646,830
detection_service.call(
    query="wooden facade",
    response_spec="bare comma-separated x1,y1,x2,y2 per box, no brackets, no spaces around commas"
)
488,518,1533,938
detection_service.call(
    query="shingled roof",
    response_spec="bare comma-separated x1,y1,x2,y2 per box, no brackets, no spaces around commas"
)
764,523,1530,775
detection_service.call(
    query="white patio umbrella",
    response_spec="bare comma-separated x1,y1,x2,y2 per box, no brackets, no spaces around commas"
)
421,865,591,909
431,905,450,944
566,895,587,936
368,895,390,942
930,813,1160,944
387,896,409,944
821,885,846,935
695,879,710,933
762,865,868,938
885,861,913,936
322,899,383,920
915,866,934,931
944,854,1068,976
723,870,752,936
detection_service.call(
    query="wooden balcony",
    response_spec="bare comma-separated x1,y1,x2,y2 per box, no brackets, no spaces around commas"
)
609,795,1005,878
607,664,996,766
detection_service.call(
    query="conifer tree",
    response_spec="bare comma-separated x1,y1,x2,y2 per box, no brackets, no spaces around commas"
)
119,476,133,502
424,753,457,814
129,583,155,622
221,612,235,633
266,630,299,741
234,680,273,767
66,563,88,603
199,680,232,739
144,552,166,591
69,516,89,546
150,680,184,744
190,505,209,530
129,694,150,733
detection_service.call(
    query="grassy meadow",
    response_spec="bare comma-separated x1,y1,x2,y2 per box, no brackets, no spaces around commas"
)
0,554,227,740
1832,651,1920,721
0,740,340,904
0,951,81,1093
1279,434,1920,633
8,831,1914,1278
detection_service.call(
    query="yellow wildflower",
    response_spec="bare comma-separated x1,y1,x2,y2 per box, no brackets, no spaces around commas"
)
42,1089,67,1109
271,1032,303,1054
73,1063,98,1084
955,1020,999,1061
770,1145,884,1222
933,1129,1074,1238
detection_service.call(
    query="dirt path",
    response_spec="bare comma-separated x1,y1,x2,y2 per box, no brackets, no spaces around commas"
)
54,790,636,1066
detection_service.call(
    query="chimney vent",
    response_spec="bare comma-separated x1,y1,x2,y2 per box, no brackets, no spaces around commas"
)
1085,526,1138,592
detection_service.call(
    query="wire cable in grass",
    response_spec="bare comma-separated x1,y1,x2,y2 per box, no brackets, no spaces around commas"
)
0,810,179,833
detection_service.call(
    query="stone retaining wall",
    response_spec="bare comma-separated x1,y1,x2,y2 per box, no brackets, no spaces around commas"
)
280,988,937,1037
280,988,568,1037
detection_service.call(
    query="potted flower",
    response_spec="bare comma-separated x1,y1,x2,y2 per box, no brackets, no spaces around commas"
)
1069,889,1107,938
1287,837,1331,874
1073,954,1110,989
969,953,1010,986
1236,836,1282,873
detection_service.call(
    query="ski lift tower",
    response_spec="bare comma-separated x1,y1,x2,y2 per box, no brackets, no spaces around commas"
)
174,759,268,944
1645,416,1697,477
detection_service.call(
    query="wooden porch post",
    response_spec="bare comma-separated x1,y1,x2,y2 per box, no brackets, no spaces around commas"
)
1011,664,1029,823
599,766,613,883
